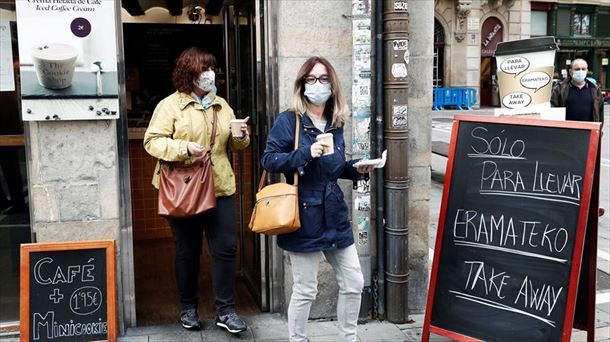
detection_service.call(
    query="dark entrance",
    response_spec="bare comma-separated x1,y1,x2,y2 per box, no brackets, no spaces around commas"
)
121,1,265,326
433,19,445,88
0,14,32,330
480,17,503,107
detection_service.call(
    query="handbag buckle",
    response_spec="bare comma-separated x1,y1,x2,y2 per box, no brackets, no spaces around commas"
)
183,175,191,184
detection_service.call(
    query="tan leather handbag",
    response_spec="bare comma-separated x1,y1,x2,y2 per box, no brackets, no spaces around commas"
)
158,110,218,218
248,114,301,235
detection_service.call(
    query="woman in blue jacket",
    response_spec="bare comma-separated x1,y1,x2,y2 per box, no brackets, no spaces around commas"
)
262,56,374,342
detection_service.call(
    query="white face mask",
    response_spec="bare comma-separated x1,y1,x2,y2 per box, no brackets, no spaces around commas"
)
304,82,332,105
194,70,215,92
571,70,587,83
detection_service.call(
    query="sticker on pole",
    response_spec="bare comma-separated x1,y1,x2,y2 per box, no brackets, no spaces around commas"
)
502,92,532,109
391,63,407,78
499,57,530,78
519,71,551,93
393,39,408,50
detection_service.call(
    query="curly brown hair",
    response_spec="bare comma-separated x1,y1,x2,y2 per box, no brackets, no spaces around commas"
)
172,47,217,93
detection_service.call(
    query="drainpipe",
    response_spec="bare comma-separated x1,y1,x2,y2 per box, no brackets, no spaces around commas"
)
383,0,409,323
373,0,385,320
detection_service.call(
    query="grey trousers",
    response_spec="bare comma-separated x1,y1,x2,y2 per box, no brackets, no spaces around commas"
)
287,244,364,342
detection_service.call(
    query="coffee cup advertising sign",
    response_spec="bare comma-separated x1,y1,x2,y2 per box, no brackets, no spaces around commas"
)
494,37,558,111
15,0,120,121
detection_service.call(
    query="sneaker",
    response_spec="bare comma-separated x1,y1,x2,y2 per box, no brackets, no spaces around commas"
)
180,308,201,330
215,312,247,334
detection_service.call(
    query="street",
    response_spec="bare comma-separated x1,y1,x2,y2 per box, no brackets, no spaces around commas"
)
430,106,610,337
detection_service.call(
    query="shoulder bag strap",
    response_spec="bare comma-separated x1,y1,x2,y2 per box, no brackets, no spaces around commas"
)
257,112,300,191
210,108,218,147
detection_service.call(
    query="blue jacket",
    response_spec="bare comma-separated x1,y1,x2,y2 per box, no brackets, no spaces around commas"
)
261,111,360,252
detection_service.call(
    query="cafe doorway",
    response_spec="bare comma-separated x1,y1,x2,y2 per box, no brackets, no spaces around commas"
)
121,1,266,326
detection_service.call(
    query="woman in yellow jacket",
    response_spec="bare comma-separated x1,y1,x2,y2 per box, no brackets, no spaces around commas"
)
144,47,249,333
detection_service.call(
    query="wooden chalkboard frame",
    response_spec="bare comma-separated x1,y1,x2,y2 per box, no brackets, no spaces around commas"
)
19,240,117,342
423,115,601,342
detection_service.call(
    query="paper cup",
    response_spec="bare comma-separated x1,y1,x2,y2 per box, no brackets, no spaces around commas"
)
494,37,558,111
31,43,78,89
316,133,334,155
230,119,246,138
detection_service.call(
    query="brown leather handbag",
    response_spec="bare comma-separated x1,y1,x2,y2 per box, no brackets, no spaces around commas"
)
248,113,301,235
158,110,218,218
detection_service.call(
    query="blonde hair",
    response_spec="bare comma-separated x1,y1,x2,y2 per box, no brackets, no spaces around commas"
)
290,56,348,127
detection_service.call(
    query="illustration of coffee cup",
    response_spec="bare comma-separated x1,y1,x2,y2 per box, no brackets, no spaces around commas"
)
31,43,78,89
494,37,558,110
230,119,247,138
316,133,334,155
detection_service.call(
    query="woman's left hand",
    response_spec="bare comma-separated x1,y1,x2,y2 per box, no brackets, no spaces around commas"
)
356,165,375,174
241,116,250,137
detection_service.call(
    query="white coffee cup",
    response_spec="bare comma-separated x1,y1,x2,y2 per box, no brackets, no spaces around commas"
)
316,133,334,155
31,43,78,89
230,119,247,138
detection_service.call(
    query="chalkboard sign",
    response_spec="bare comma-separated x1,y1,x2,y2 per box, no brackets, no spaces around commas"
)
423,115,600,342
20,240,116,342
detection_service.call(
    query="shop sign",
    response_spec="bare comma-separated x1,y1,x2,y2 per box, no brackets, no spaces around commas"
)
0,18,15,92
15,1,120,121
557,38,610,48
481,17,503,57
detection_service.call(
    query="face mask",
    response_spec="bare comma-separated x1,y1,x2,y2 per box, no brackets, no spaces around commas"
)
304,82,332,105
194,70,215,92
571,70,587,82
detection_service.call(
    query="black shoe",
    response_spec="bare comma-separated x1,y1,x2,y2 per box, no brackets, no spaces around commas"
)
180,308,201,330
215,312,247,334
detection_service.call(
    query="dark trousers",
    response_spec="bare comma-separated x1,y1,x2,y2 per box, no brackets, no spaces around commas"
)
167,195,237,315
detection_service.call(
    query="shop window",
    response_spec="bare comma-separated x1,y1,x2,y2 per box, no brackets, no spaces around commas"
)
531,11,548,36
556,9,571,37
572,13,591,36
597,13,610,37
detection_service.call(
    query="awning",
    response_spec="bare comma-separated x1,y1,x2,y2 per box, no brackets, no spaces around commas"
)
121,0,226,17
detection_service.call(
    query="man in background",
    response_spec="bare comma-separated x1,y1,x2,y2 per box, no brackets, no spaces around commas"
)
551,58,605,216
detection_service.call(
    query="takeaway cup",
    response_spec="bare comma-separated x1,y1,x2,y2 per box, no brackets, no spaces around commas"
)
494,37,558,110
230,119,247,138
316,133,334,155
31,43,78,89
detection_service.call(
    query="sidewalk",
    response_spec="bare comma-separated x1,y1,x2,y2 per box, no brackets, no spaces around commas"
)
118,313,445,342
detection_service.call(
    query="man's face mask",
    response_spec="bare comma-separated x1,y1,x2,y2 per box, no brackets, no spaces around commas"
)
194,70,215,92
304,82,332,105
571,70,587,83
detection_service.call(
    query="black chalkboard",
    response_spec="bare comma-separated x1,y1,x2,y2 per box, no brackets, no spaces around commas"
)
423,115,601,342
20,240,116,342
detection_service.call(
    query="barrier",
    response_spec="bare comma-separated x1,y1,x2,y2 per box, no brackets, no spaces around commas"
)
432,87,477,110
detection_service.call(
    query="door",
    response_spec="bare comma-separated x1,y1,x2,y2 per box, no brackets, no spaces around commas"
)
0,14,32,330
225,0,268,311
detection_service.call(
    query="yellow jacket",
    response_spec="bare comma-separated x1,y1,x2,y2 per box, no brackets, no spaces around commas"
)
144,91,250,197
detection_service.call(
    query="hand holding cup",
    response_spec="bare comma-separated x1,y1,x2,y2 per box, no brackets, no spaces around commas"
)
231,116,250,138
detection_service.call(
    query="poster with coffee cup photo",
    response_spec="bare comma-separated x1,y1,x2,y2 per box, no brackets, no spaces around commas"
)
15,1,120,121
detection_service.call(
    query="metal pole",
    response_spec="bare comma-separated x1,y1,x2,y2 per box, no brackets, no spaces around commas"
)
382,0,409,323
373,0,386,320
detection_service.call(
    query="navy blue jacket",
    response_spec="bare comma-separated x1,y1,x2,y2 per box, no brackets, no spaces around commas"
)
261,111,360,252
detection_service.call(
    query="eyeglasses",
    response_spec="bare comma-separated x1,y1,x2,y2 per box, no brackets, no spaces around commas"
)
304,75,331,85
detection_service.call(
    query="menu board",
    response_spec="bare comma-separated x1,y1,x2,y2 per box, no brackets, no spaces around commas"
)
20,240,116,341
423,115,600,342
